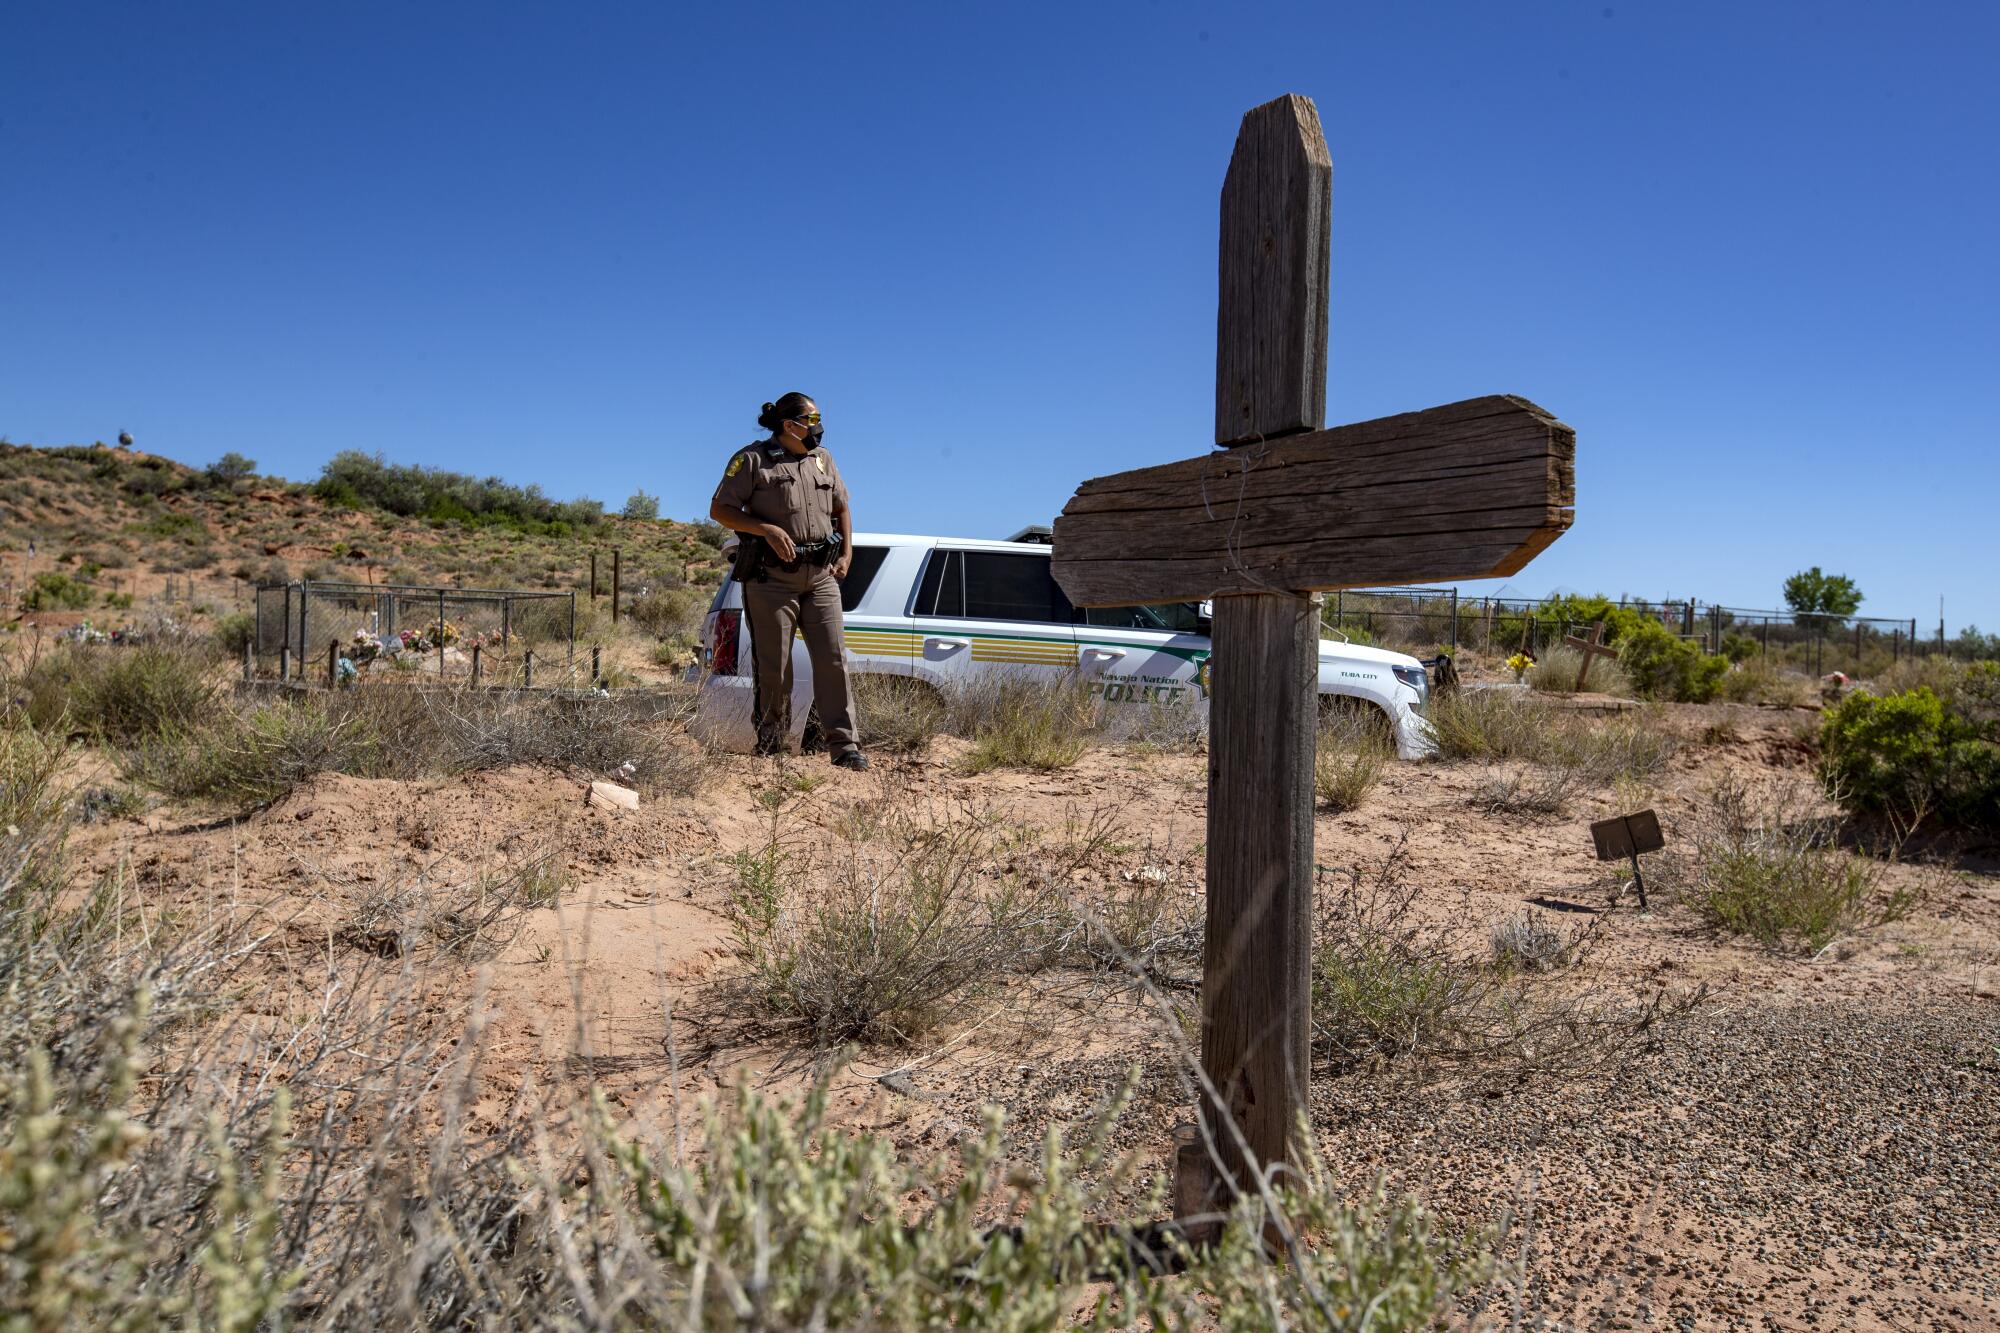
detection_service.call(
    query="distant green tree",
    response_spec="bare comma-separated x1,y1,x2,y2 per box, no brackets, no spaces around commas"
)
1782,567,1863,621
622,489,661,521
208,452,258,482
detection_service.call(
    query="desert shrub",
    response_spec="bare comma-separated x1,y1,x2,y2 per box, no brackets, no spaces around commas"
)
1315,713,1390,813
19,571,94,611
1818,684,2000,834
313,450,601,535
1618,621,1727,702
1490,912,1573,974
124,699,374,805
954,674,1095,773
852,672,946,754
626,584,705,640
620,488,660,520
1526,644,1631,697
724,810,1067,1046
1719,632,1760,663
212,610,256,654
20,640,221,743
1670,776,1922,950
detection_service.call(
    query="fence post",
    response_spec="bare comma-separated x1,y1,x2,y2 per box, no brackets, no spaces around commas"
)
1683,601,1694,637
328,639,338,689
1854,621,1862,670
278,645,290,680
569,591,577,675
471,642,482,688
1524,614,1536,655
1761,617,1769,655
297,582,309,679
1892,627,1900,664
502,596,511,649
243,639,253,681
612,549,622,623
1449,587,1458,655
524,650,534,688
590,551,598,601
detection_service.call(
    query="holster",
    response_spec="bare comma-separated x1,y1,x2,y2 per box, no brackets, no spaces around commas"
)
732,535,771,584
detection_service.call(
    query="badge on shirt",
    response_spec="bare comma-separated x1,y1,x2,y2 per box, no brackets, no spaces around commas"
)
814,455,825,473
725,454,745,478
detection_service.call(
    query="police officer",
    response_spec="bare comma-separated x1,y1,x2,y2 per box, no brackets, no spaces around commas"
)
708,392,868,770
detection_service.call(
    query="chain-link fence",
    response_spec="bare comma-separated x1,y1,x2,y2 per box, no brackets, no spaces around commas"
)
1317,589,1953,678
253,581,578,684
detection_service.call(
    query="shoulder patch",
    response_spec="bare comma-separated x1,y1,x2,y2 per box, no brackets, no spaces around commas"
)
724,453,746,478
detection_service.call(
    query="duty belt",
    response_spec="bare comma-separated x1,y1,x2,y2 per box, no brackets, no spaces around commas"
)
789,539,839,566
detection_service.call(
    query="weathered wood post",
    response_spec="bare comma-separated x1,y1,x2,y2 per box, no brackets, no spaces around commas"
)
590,551,599,601
523,649,534,688
242,638,253,682
327,638,338,689
1050,94,1575,1212
611,548,622,624
471,641,482,687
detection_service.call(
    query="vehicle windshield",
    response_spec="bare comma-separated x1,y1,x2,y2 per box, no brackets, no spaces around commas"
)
1082,601,1207,633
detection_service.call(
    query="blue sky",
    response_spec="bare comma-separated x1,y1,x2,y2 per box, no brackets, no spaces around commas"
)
5,2,1996,631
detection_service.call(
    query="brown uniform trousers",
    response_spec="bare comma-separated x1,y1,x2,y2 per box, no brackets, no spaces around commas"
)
712,439,860,757
743,563,857,755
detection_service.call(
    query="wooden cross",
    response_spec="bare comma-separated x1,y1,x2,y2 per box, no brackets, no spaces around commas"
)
1050,94,1575,1205
1564,620,1618,692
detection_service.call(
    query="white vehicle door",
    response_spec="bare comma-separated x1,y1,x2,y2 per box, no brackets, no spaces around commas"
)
836,542,917,680
1074,601,1211,714
908,547,1077,692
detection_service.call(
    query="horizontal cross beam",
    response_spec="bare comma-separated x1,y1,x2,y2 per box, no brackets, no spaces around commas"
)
1051,394,1574,607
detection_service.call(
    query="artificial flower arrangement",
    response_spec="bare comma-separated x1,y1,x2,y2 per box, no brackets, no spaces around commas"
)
1506,651,1534,681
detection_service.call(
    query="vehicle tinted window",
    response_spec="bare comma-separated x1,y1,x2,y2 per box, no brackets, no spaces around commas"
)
962,552,1073,624
838,546,889,612
1084,602,1206,632
914,550,962,617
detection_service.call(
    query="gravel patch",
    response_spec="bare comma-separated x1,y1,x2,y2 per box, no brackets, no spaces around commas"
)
1314,998,1999,1331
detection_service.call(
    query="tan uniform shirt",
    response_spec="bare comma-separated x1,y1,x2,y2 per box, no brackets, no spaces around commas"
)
712,441,849,545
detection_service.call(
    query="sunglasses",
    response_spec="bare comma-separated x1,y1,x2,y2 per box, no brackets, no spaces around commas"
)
791,411,822,425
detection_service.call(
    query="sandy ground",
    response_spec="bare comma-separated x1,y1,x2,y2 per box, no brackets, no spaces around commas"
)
70,696,2000,1331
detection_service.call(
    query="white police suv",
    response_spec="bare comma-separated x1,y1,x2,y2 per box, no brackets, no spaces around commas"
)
694,532,1437,759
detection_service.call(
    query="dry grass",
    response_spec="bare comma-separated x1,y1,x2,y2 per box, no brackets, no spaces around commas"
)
1315,712,1391,813
1526,644,1632,697
1666,775,1926,952
722,804,1072,1047
851,672,947,754
109,674,711,809
953,673,1097,774
1715,655,1816,706
1433,690,1676,816
1312,841,1700,1083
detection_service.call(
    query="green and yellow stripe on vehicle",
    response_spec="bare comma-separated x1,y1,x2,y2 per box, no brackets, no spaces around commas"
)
843,628,922,658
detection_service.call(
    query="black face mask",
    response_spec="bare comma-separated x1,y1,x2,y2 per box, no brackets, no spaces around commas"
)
805,423,824,449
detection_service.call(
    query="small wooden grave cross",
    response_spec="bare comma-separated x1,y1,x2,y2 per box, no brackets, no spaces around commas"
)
1565,620,1618,692
1590,808,1664,910
1050,95,1576,1209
